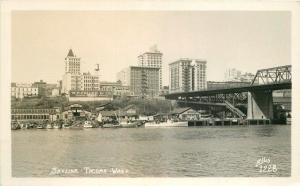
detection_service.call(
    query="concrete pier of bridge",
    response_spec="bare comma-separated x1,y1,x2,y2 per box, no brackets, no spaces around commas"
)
247,90,274,120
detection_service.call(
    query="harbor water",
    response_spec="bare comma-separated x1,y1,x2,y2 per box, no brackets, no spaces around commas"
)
12,125,291,177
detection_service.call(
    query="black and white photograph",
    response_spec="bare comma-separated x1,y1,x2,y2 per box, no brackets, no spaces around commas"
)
1,1,300,186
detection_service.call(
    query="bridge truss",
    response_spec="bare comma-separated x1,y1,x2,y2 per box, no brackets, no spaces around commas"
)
166,65,291,118
251,65,291,85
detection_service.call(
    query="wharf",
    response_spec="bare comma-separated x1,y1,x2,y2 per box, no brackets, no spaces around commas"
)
188,118,271,126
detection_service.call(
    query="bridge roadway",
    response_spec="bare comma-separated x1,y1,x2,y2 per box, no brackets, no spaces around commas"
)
165,81,291,100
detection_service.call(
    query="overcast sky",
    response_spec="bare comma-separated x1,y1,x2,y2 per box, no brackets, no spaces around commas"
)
12,11,290,85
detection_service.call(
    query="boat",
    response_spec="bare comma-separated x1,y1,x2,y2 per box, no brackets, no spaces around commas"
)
62,124,71,129
144,119,188,127
69,121,84,129
102,123,120,128
11,121,21,130
36,124,45,129
46,124,53,129
119,121,138,128
83,121,93,128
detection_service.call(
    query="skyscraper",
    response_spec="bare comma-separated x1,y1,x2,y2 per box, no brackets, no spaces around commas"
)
138,45,163,90
169,59,207,93
117,66,160,97
64,49,81,75
62,49,99,94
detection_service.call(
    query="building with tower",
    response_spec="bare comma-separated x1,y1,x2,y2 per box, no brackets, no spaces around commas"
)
62,49,103,100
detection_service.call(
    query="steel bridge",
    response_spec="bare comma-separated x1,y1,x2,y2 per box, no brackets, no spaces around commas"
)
165,65,291,120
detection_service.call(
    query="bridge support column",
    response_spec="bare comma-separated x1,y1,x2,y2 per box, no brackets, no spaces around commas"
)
247,91,273,120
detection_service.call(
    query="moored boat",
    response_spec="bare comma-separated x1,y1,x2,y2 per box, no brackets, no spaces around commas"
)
46,124,53,129
83,121,93,128
36,124,45,129
102,123,120,128
11,121,21,130
119,121,138,128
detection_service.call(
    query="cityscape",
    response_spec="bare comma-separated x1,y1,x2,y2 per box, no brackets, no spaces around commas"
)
10,11,292,178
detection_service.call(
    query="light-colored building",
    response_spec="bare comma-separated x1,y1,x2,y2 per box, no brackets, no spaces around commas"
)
82,72,99,91
64,49,81,75
224,68,255,82
11,83,39,99
62,73,82,93
62,49,100,95
100,81,132,97
169,59,207,93
138,45,163,90
117,66,160,97
116,69,130,86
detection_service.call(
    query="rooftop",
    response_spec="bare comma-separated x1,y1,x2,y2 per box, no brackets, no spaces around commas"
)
67,49,75,57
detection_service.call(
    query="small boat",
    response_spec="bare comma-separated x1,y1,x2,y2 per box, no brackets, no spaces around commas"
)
46,124,53,129
20,122,27,129
62,124,70,129
145,119,188,128
36,124,45,129
119,121,138,128
83,121,93,128
69,121,84,129
102,123,120,128
11,121,21,130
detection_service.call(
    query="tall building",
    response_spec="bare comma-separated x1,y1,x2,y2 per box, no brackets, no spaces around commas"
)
64,49,81,75
169,59,206,93
62,49,99,95
117,66,160,97
138,45,163,90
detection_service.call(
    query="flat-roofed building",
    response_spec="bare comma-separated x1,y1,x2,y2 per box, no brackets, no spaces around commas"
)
169,59,207,93
117,66,160,97
138,45,163,90
11,83,39,99
11,108,60,121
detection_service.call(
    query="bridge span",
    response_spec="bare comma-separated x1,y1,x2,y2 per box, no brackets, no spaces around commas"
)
165,65,291,121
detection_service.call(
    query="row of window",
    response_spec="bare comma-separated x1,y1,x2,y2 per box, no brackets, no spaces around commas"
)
11,114,50,120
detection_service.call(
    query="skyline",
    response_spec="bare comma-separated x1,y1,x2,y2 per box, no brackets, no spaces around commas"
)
12,11,291,84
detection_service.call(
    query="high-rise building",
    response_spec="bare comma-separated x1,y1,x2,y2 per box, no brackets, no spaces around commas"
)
62,49,99,95
64,49,81,75
138,45,163,90
169,59,207,93
117,66,160,97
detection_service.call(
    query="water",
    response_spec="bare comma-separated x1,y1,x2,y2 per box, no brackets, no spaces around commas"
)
12,125,291,177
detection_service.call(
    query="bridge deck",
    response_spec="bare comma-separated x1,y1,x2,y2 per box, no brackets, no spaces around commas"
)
165,82,291,99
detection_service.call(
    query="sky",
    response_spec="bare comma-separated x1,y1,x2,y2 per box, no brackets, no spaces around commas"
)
12,11,291,85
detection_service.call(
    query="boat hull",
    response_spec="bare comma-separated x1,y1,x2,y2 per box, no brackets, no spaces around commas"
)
120,123,138,128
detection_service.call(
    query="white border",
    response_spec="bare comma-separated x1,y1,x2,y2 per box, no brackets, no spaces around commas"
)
1,1,300,186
